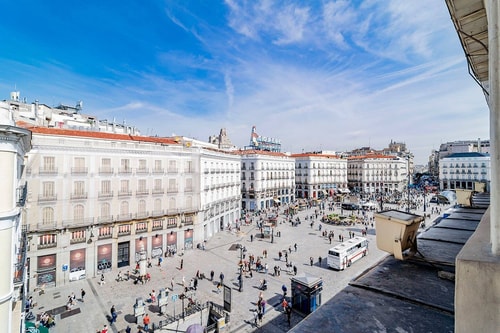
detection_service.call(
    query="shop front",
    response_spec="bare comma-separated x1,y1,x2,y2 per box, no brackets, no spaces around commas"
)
69,248,86,281
151,234,163,258
184,229,194,250
97,244,112,273
166,231,177,256
36,254,57,287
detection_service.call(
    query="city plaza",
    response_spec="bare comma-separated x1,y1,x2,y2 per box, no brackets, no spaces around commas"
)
28,198,444,333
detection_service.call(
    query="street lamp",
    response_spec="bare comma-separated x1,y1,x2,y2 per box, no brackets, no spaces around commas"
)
407,156,411,213
239,246,244,292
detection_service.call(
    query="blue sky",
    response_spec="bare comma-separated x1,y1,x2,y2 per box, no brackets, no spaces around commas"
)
0,0,489,164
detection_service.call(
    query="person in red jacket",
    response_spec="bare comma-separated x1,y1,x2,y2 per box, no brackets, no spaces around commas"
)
143,313,150,331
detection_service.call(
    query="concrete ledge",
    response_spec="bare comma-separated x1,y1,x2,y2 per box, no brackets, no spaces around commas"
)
455,207,500,333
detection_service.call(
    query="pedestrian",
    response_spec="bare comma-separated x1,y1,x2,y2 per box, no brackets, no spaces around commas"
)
282,298,288,312
278,251,282,261
282,284,287,296
157,257,162,267
143,313,150,331
219,272,224,285
125,326,131,333
110,305,117,323
251,234,254,242
170,277,175,291
253,309,259,327
101,324,108,333
310,257,313,266
258,309,263,325
294,243,297,252
80,288,86,302
100,273,105,285
180,259,184,270
193,278,198,290
318,256,322,266
261,298,266,314
293,265,297,275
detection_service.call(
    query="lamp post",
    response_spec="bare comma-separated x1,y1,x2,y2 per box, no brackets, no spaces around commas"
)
239,246,244,292
407,156,411,213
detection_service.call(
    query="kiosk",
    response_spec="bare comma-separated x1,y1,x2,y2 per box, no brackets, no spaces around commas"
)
291,274,323,315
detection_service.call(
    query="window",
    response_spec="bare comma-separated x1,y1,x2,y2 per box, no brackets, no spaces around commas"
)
73,181,85,196
102,158,111,168
138,200,147,213
121,159,131,172
100,203,111,218
118,224,131,234
138,179,147,192
138,159,147,170
42,207,54,225
101,180,111,194
71,230,86,242
120,201,129,215
43,156,56,171
39,234,57,246
120,180,130,192
99,226,113,238
168,197,176,210
154,199,162,211
154,179,162,191
136,222,148,232
152,219,163,230
42,182,55,197
74,204,84,220
167,217,177,228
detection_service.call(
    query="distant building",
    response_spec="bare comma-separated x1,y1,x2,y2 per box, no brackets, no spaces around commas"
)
439,152,490,191
347,154,408,193
235,150,294,212
291,152,348,199
208,128,237,150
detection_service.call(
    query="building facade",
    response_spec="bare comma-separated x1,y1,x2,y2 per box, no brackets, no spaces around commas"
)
0,101,31,333
347,154,408,193
439,152,491,191
237,150,295,212
292,153,348,199
22,126,240,289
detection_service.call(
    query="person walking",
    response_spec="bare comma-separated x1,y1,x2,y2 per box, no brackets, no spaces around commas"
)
110,305,117,324
210,270,215,281
81,288,86,302
143,313,150,331
180,259,184,270
219,272,224,285
310,257,314,266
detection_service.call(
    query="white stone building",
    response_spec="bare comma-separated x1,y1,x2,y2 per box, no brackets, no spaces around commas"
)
291,153,348,199
0,101,31,333
439,152,491,191
22,126,240,289
236,150,295,212
347,154,408,193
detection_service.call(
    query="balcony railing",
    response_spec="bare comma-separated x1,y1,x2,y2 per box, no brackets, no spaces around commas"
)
136,168,150,175
118,190,133,197
97,215,114,224
71,167,88,175
152,210,165,217
99,167,114,175
152,188,165,195
152,168,164,174
117,213,133,221
70,193,88,200
136,190,150,196
184,187,194,193
39,167,58,175
38,242,57,250
62,217,95,229
70,237,86,244
167,187,178,193
38,194,57,202
135,211,150,219
167,168,178,174
119,168,133,174
98,191,114,199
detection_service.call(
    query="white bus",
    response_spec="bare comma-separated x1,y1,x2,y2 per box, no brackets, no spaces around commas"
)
327,236,368,270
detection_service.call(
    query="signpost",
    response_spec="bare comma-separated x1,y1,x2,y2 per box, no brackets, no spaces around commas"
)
62,264,68,285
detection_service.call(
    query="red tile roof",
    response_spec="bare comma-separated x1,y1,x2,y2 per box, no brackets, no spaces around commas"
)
17,123,179,145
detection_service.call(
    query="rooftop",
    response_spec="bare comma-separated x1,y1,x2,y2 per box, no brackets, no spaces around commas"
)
290,195,488,333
